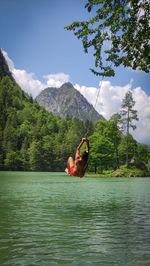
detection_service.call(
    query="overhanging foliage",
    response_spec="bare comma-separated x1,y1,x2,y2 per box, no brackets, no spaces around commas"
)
65,0,150,76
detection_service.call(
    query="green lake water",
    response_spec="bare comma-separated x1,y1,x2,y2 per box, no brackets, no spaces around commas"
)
0,172,150,265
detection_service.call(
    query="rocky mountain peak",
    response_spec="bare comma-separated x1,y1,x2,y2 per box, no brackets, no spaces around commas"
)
60,82,74,89
36,83,105,122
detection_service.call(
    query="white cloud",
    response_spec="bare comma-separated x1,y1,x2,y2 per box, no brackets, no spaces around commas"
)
132,87,150,145
75,81,150,146
2,50,14,71
44,73,70,88
75,80,132,119
2,50,70,98
2,50,47,98
74,84,98,107
12,69,46,98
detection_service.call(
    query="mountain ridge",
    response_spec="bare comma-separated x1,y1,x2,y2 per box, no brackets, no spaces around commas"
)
36,82,105,122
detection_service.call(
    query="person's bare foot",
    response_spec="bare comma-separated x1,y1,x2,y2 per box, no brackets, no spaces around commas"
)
65,168,69,174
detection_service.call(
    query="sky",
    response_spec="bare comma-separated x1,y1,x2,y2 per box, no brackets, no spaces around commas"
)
0,0,150,145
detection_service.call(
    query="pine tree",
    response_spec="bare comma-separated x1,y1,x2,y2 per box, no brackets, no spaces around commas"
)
120,91,138,168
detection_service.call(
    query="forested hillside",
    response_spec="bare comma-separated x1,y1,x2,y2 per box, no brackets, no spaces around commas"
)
0,49,94,171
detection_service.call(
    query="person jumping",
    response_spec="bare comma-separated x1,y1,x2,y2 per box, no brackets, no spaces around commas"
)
65,138,89,178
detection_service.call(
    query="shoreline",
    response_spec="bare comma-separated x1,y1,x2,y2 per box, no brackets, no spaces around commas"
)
85,166,150,178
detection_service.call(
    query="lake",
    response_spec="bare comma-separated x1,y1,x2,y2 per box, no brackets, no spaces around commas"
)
0,172,150,265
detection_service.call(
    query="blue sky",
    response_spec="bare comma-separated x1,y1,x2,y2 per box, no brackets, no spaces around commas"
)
0,0,150,145
1,0,149,92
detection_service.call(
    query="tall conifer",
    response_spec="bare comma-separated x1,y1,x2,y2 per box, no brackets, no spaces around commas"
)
121,91,138,167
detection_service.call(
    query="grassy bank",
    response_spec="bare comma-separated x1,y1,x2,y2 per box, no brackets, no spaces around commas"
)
86,165,150,178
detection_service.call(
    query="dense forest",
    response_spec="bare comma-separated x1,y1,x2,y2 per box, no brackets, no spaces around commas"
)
0,50,150,173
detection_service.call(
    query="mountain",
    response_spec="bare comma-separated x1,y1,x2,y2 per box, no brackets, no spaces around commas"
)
36,82,105,122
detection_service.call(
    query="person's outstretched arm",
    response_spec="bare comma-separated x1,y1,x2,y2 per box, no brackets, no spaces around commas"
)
85,139,89,154
75,138,86,159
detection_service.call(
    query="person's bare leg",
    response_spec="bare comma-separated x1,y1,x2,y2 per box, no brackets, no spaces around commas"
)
65,157,74,174
68,157,74,168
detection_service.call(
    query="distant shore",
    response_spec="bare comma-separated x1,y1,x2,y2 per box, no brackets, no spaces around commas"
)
86,166,150,178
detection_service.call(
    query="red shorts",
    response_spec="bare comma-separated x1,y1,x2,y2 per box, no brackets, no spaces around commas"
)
68,166,84,178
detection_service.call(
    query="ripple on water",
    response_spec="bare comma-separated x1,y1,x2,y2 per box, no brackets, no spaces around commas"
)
0,173,150,265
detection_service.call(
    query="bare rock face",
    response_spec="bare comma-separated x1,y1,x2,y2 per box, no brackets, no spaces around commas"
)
36,82,105,122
